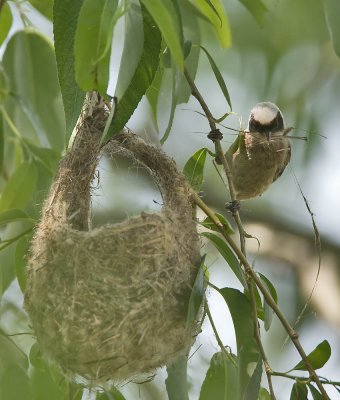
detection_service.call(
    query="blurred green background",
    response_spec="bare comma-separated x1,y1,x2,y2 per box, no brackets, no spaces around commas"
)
1,0,340,399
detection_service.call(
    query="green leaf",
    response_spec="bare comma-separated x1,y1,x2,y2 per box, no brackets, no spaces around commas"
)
238,0,268,27
0,2,12,46
102,5,161,142
0,365,32,400
258,273,278,331
323,0,340,59
97,387,126,400
308,384,323,400
2,31,65,151
15,235,30,292
199,351,237,400
28,0,53,20
219,288,261,400
53,0,86,143
0,162,37,212
0,224,16,295
141,0,184,69
0,113,4,172
0,328,29,374
74,0,118,94
244,358,262,400
290,382,308,400
194,0,231,48
114,2,144,100
201,232,246,287
31,364,69,400
183,147,208,191
200,212,234,235
23,140,60,174
258,387,271,400
166,355,189,400
200,46,232,110
29,342,45,371
290,340,331,372
160,64,178,144
146,66,163,132
0,209,34,226
187,256,206,326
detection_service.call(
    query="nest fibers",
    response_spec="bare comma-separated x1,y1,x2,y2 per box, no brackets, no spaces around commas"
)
24,95,202,383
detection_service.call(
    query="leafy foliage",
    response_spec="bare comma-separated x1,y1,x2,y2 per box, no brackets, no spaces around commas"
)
290,340,331,372
0,0,339,399
53,0,86,142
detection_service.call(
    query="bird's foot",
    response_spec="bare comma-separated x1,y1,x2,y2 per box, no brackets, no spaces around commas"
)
226,200,241,213
207,129,223,142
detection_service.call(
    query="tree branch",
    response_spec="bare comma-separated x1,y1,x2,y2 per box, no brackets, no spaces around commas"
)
184,69,330,398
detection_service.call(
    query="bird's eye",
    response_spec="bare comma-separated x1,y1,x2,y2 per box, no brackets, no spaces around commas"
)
249,118,263,132
275,111,284,130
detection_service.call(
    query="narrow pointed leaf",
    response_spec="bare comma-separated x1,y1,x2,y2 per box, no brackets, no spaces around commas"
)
200,46,232,110
54,0,85,143
290,340,331,371
219,288,261,400
141,0,184,69
0,3,12,46
259,387,271,400
323,0,340,58
114,2,144,100
74,0,118,93
2,31,65,150
160,65,177,144
201,212,234,235
258,273,278,331
0,209,34,226
166,355,189,400
290,382,308,400
102,6,161,142
201,232,246,286
187,256,206,325
199,352,238,400
0,162,37,212
238,0,268,27
308,384,323,400
28,0,53,20
194,0,231,48
183,147,208,191
146,66,163,131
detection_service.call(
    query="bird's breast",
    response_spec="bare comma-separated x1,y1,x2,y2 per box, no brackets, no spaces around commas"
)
231,132,290,200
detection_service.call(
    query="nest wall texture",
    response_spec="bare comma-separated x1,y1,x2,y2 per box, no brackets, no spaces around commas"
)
24,97,201,382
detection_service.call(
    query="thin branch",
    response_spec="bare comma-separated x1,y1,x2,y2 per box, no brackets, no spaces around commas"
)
205,299,237,367
185,69,276,399
185,68,329,398
194,192,330,399
271,371,340,387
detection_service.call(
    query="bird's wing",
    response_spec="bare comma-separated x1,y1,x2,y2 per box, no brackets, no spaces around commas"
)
273,142,291,182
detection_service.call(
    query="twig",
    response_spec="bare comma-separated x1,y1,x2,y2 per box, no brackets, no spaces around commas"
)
271,371,340,387
185,68,277,399
205,299,237,367
193,192,330,399
185,68,329,399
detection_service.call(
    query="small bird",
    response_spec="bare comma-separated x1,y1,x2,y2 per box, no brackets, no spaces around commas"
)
226,102,291,201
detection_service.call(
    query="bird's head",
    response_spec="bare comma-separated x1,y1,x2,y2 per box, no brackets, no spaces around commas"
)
247,102,285,140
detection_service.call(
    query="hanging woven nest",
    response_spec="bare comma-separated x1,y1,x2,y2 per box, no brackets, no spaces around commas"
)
24,93,202,382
